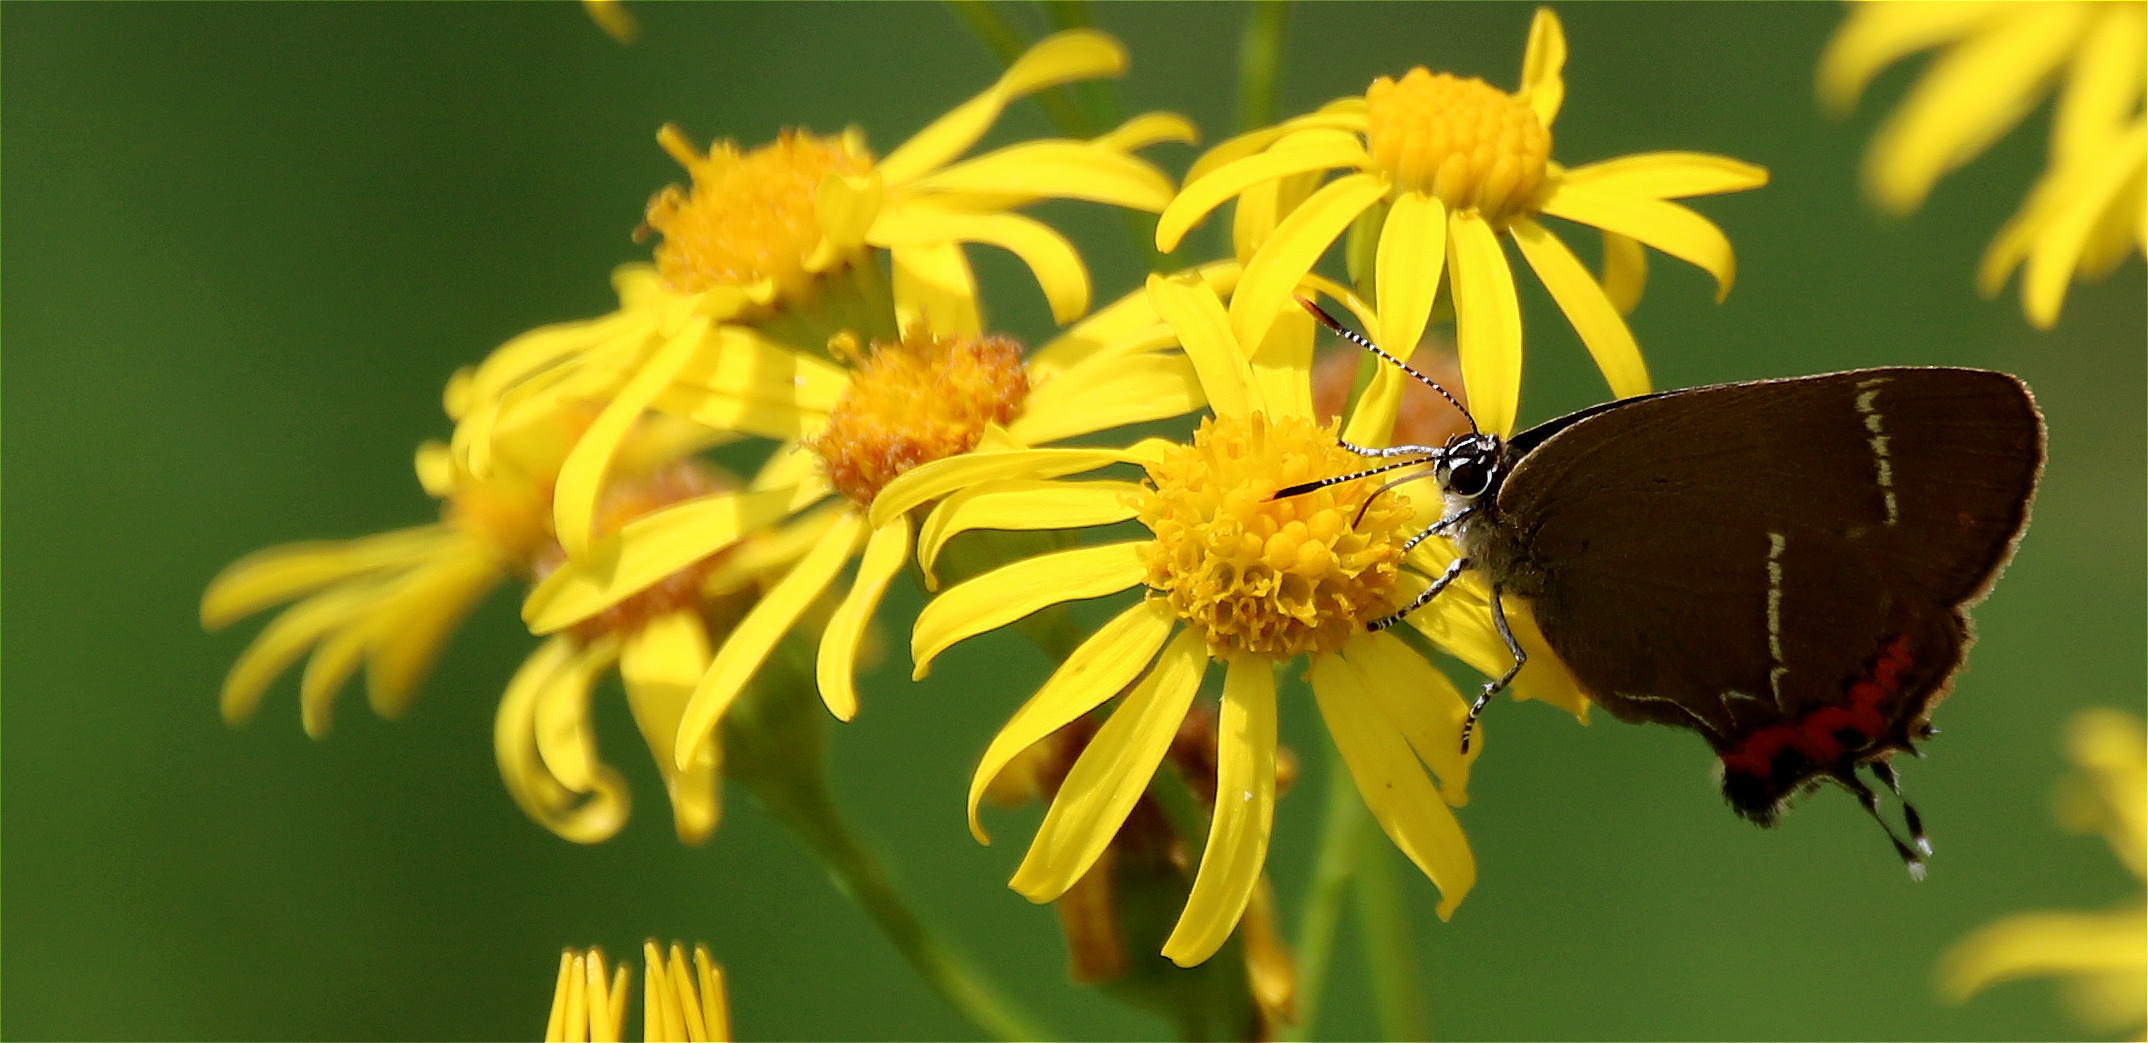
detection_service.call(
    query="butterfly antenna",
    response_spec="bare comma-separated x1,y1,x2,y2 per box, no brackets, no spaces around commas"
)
1295,294,1476,434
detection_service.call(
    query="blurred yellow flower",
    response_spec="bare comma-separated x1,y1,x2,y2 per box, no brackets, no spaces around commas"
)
1820,0,2146,329
1937,708,2146,1039
525,269,1215,765
201,402,782,846
1156,7,1765,437
881,274,1583,968
546,942,730,1043
448,29,1193,564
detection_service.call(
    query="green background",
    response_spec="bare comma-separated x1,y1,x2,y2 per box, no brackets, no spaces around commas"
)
5,3,2142,1040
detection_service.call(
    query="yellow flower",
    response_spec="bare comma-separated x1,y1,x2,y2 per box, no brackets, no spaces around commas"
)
1155,7,1765,437
880,274,1583,968
546,942,731,1043
525,266,1219,764
1820,0,2146,329
202,401,771,845
1937,708,2146,1039
449,29,1194,563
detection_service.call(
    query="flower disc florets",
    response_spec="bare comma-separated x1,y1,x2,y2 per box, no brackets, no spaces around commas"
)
1366,68,1550,224
643,128,874,298
1136,413,1413,659
811,328,1030,508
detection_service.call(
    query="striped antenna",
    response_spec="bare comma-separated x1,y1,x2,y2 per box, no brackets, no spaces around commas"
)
1295,295,1476,435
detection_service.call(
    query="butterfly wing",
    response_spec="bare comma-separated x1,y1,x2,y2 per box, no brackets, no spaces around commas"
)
1490,368,2043,816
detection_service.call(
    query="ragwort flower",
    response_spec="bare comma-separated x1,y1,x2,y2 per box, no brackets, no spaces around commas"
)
878,274,1583,967
202,404,778,845
523,266,1217,774
1820,0,2146,329
1938,708,2146,1039
1155,7,1766,437
448,29,1193,564
546,942,731,1043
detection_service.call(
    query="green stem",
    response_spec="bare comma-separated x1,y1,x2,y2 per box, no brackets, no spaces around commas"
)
754,777,1050,1041
1286,733,1366,1041
1235,0,1291,133
1351,826,1427,1041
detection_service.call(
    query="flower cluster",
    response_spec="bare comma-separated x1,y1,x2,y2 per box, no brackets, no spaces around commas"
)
203,7,2117,1036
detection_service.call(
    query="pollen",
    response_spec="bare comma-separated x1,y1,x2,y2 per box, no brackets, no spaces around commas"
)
810,328,1030,508
1365,68,1551,224
1136,413,1413,660
643,127,874,298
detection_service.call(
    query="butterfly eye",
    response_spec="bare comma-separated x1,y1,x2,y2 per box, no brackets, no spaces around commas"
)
1445,457,1494,499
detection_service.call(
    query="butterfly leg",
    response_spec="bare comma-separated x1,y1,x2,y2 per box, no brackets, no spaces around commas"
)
1369,555,1468,632
1837,767,1929,880
1461,586,1526,754
1867,760,1932,856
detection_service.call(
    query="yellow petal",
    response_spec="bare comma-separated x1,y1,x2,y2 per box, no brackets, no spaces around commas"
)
879,29,1128,186
2023,123,2147,329
620,610,722,845
1816,0,1998,113
650,387,820,443
219,581,380,726
1345,631,1478,803
1309,652,1475,918
816,514,911,721
1095,111,1201,153
1010,627,1208,900
497,638,632,844
554,315,711,560
966,600,1176,842
1540,181,1738,302
1403,558,1589,719
1162,655,1277,967
1511,217,1651,398
674,510,866,770
1146,272,1256,417
1447,211,1524,438
1247,303,1316,422
298,618,370,740
1557,151,1769,200
1157,137,1371,251
523,487,797,635
462,306,650,416
532,635,622,794
890,240,982,338
364,547,505,720
917,479,1141,584
1008,351,1206,446
1374,191,1449,367
910,141,1177,213
1184,109,1369,187
1600,230,1647,316
2051,5,2145,164
911,540,1148,678
816,170,886,254
868,437,1173,528
1231,172,1390,357
876,207,1089,324
1518,7,1567,129
201,525,453,630
674,325,849,412
1937,904,2148,1003
1863,3,2091,214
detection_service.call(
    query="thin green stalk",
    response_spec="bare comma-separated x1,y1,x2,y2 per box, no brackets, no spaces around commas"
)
724,651,1052,1042
1286,733,1367,1041
1351,826,1427,1041
753,776,1050,1042
1235,0,1291,133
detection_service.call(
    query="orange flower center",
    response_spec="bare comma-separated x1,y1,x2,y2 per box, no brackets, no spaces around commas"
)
1136,413,1412,660
1365,68,1550,224
642,128,874,298
810,329,1031,508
